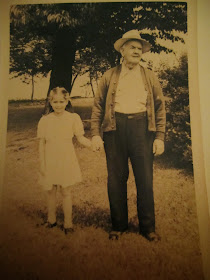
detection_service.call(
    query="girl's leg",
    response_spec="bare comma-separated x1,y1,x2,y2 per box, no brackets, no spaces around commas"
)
46,185,57,224
61,186,73,229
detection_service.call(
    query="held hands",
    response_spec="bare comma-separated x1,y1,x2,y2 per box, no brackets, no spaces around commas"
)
92,135,104,152
153,139,164,156
77,136,92,148
77,135,102,151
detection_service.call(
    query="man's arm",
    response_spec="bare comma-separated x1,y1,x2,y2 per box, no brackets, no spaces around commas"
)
151,71,166,155
91,71,110,151
152,72,166,141
91,73,108,137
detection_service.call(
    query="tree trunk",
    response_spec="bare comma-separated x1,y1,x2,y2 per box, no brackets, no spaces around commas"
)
44,29,77,113
95,71,99,88
89,73,95,97
31,74,34,101
71,73,79,90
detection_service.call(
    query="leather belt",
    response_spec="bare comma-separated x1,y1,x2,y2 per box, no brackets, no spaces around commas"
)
115,111,146,119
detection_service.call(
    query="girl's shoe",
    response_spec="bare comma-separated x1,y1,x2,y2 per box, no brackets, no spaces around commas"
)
60,224,74,235
46,222,57,228
64,227,74,235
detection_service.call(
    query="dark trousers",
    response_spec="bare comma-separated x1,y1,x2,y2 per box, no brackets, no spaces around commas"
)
103,112,155,233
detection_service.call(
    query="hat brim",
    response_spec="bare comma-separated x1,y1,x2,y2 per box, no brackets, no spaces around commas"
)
114,38,151,53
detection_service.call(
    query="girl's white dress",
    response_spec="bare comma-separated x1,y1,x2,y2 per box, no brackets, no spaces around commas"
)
37,111,84,190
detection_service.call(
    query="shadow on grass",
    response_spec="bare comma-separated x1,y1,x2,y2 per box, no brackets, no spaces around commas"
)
18,202,140,233
154,151,193,176
18,202,111,232
72,204,111,232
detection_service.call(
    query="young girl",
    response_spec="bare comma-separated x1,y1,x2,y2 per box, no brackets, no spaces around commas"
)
37,87,91,234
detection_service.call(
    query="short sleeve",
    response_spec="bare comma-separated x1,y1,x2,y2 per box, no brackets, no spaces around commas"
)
73,113,84,137
37,116,46,138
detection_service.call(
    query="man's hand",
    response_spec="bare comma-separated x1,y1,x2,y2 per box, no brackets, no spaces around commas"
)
92,135,104,152
153,139,164,156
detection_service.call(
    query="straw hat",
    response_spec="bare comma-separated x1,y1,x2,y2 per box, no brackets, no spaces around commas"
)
114,30,151,53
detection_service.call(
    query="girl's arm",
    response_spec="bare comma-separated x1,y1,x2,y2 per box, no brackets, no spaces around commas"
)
39,138,46,175
76,135,91,148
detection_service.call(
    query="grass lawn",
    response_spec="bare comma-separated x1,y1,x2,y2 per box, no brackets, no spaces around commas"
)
0,99,203,280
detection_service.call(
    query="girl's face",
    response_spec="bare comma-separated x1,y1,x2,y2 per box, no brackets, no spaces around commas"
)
50,93,68,115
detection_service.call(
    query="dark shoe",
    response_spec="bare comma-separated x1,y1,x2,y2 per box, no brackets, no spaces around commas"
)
109,231,124,240
46,222,57,228
140,231,161,242
64,228,74,235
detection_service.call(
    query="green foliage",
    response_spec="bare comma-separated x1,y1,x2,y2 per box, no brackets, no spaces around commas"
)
159,54,192,166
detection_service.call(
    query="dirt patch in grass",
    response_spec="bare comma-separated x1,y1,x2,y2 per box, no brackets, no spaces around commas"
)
0,100,203,280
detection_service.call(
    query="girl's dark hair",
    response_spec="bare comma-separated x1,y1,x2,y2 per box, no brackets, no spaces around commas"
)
44,87,74,115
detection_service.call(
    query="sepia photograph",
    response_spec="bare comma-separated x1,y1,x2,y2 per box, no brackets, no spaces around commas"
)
0,0,209,279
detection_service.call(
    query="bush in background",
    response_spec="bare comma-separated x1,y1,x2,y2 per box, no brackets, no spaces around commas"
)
158,54,192,167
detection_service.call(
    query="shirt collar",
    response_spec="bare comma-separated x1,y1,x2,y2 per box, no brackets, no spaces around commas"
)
120,62,141,79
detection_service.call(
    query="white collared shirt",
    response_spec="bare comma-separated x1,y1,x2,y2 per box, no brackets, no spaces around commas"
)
114,63,147,114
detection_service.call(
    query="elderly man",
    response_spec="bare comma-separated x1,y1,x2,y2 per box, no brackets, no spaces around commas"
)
91,30,166,241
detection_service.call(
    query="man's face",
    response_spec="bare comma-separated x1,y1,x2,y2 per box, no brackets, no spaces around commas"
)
121,40,143,65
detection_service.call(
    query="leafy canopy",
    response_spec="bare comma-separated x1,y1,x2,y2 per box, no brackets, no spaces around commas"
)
10,2,187,86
